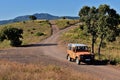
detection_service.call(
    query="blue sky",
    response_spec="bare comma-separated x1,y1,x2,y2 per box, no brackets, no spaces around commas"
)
0,0,120,20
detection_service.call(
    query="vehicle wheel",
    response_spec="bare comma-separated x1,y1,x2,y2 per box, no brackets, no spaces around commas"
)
90,59,94,64
67,55,71,61
76,58,80,65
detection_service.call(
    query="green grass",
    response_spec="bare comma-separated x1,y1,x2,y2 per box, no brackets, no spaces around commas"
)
60,26,120,64
0,20,52,49
55,19,79,30
60,27,91,44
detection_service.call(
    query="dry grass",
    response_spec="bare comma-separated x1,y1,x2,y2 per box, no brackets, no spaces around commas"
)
0,60,99,80
0,20,52,49
55,19,79,30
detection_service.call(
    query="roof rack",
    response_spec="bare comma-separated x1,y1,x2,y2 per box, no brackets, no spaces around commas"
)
68,43,87,47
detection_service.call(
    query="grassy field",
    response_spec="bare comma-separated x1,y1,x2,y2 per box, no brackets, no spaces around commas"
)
55,19,79,30
0,20,52,49
60,26,120,64
0,60,99,80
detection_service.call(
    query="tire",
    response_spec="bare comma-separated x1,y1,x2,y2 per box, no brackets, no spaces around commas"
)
90,59,94,65
76,58,80,65
67,54,71,61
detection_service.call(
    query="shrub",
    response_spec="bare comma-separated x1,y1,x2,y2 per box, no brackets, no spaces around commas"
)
22,21,26,24
35,32,44,36
32,28,36,30
80,25,84,30
110,57,120,65
0,27,23,47
10,39,22,47
31,32,34,34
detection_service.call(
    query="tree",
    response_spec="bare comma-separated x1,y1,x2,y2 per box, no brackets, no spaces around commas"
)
29,15,37,21
79,4,120,59
0,27,23,47
62,16,66,19
97,4,120,59
79,6,98,54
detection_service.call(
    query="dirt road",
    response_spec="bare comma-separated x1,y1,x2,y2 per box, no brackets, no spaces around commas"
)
0,24,120,80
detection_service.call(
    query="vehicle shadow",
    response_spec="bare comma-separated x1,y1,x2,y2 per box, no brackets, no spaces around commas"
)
19,43,58,47
73,60,110,66
71,59,110,66
91,60,109,65
85,60,116,66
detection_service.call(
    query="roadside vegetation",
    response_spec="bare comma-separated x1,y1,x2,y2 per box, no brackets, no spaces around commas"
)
0,20,52,48
0,27,23,47
0,60,99,80
55,19,79,30
60,4,120,65
60,26,120,64
79,4,120,59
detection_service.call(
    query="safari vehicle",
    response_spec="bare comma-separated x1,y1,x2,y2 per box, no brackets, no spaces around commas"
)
66,43,94,65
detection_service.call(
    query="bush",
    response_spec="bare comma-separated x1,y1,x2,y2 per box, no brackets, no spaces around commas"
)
32,28,36,30
0,27,23,47
10,39,22,47
35,32,44,36
80,25,84,30
110,58,120,65
22,21,26,24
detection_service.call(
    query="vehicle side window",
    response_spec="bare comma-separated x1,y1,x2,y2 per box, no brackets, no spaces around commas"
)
76,46,88,51
68,46,71,50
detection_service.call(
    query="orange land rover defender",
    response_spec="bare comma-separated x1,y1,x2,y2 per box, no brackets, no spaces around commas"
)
66,43,94,65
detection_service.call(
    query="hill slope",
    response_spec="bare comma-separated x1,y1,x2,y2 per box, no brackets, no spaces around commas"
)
0,20,52,48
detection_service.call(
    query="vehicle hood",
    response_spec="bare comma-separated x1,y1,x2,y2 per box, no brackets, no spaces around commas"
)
76,51,91,55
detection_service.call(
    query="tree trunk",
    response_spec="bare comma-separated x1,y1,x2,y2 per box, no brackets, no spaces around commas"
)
98,35,103,60
91,35,95,54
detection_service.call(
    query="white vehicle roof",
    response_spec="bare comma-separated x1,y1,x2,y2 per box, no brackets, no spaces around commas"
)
68,43,87,47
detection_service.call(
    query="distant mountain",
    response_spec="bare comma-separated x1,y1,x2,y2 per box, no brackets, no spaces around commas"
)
0,13,79,25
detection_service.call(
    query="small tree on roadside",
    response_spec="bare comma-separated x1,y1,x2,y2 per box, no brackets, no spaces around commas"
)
79,4,120,59
97,4,120,59
79,6,98,54
29,15,37,21
0,27,23,47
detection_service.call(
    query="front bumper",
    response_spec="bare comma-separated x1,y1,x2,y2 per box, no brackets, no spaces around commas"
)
80,55,94,62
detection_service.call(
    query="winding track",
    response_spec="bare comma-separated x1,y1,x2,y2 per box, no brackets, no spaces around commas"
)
0,23,120,80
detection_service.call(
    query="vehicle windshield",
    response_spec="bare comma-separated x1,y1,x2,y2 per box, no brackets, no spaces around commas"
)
76,46,88,52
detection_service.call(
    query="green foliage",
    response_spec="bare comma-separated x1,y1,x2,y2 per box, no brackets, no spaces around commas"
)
0,27,23,47
97,4,120,59
32,28,36,30
10,39,22,47
61,16,66,19
79,6,90,17
29,15,37,21
110,57,120,65
80,25,84,30
22,21,26,24
35,32,44,36
79,4,120,59
79,6,98,54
